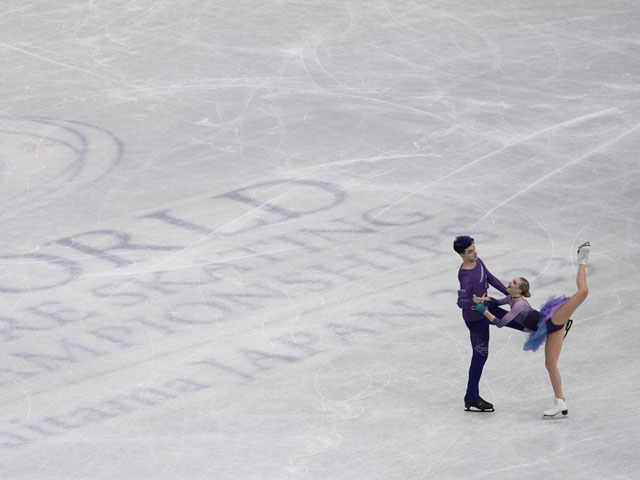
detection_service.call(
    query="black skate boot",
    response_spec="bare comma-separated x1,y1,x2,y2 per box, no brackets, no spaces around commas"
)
564,318,573,339
465,397,494,412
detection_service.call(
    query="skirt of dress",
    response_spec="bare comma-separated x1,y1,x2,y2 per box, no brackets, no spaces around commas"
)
523,295,569,352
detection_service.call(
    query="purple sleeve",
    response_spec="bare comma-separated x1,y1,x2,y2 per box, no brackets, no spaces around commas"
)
457,273,474,310
494,300,527,328
485,264,508,296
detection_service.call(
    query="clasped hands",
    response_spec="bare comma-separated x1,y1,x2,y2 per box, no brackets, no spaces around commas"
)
471,293,491,313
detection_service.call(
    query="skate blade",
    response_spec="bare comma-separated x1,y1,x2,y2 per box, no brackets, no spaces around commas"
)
543,410,569,419
465,407,495,412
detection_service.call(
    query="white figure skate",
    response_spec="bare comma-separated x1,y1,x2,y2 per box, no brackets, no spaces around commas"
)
543,397,568,418
577,241,590,265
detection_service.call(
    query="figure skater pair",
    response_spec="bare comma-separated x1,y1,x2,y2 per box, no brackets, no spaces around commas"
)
455,236,590,417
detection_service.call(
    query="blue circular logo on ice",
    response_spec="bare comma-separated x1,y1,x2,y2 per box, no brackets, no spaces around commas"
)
0,117,123,218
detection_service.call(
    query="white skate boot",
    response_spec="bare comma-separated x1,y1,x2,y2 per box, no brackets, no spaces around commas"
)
543,397,568,417
577,241,590,265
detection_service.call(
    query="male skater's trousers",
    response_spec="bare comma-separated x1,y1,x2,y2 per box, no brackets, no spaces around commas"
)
464,305,523,401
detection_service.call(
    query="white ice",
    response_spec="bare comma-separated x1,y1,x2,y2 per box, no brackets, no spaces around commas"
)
1,1,639,479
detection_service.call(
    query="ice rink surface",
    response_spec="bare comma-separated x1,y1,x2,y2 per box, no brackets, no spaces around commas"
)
1,1,639,478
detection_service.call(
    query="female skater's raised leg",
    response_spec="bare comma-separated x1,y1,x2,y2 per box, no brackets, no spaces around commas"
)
549,242,590,327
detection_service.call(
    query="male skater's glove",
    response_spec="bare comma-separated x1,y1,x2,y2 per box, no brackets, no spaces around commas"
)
472,302,487,313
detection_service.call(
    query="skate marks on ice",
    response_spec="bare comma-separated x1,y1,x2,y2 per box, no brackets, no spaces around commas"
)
0,176,580,452
0,116,123,219
0,178,457,448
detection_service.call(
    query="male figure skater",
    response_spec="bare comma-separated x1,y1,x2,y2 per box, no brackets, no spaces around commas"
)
454,236,520,412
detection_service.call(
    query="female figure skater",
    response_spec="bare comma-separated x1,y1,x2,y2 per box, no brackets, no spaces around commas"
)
471,241,591,417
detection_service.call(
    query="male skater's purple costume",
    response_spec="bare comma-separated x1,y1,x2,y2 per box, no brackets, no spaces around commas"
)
457,258,523,403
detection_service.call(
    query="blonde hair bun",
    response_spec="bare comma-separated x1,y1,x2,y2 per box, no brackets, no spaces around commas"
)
518,277,531,298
